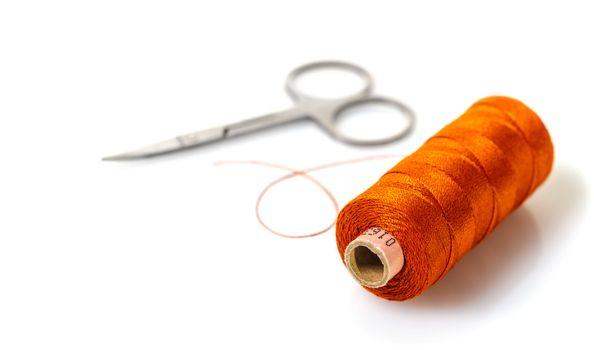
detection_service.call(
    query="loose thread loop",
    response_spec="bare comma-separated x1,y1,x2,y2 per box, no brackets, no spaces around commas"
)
214,155,402,238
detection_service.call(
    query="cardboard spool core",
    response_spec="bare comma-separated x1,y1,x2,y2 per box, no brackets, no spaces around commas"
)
344,227,404,288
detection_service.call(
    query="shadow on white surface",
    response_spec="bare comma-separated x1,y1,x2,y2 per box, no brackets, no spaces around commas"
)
409,165,587,309
350,164,586,323
410,206,540,309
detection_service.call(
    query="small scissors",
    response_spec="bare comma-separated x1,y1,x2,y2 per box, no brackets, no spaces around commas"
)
103,61,415,160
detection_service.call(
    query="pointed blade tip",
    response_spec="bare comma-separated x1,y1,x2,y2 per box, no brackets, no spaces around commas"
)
101,153,143,161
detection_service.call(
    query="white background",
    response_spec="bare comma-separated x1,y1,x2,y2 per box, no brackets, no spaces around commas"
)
1,1,593,349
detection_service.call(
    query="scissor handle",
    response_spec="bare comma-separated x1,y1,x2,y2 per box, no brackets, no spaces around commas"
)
327,96,415,145
285,61,373,102
285,61,414,146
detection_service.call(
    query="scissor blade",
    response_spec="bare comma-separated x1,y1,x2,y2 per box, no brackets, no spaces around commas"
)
102,126,226,161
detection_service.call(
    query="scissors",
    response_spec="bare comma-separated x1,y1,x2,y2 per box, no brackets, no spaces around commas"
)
102,61,415,160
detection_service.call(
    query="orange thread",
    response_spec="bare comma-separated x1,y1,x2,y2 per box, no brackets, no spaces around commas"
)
214,155,402,238
336,96,554,300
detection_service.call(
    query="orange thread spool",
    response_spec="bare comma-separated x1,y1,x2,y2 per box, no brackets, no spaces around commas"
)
336,96,554,300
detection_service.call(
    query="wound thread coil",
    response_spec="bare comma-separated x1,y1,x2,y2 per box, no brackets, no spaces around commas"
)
336,96,554,301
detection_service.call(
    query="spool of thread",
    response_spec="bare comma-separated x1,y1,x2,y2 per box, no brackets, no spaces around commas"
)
336,96,554,301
